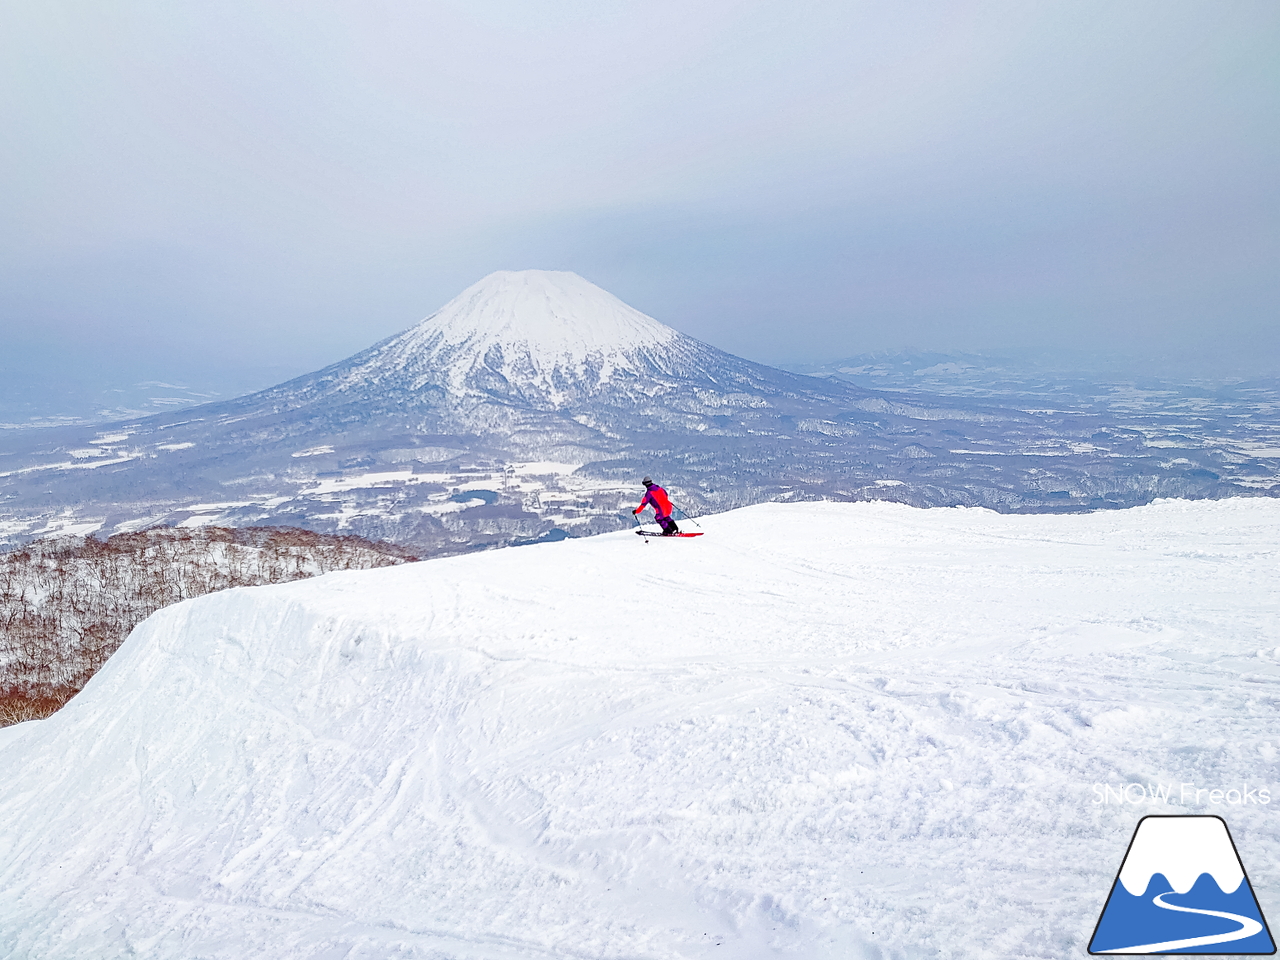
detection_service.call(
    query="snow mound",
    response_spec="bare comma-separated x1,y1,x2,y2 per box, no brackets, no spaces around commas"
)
3,498,1280,959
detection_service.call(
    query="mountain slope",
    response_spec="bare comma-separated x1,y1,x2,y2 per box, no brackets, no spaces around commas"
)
232,269,879,430
2,498,1278,959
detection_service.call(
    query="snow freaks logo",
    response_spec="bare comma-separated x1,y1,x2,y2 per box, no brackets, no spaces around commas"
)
1089,815,1275,955
1092,782,1272,806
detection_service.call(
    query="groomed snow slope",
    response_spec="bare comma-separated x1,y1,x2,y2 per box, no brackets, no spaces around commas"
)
2,499,1278,959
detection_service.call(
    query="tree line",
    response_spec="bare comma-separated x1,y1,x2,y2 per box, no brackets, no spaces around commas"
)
0,526,415,726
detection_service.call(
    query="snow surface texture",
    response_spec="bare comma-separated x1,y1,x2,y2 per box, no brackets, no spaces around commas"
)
2,499,1279,959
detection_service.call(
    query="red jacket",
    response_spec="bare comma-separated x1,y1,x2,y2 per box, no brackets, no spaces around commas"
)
636,484,673,519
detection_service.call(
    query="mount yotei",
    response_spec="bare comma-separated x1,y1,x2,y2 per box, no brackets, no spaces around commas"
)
0,271,1257,552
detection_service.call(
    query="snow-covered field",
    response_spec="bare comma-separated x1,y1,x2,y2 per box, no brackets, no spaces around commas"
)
2,499,1278,959
0,454,637,545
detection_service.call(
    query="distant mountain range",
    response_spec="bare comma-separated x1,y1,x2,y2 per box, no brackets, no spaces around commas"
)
2,271,1274,553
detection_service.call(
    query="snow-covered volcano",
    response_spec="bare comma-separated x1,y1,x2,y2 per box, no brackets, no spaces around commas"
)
351,270,694,404
307,268,812,413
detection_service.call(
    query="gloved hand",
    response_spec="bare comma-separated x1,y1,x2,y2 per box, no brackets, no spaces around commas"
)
633,508,641,515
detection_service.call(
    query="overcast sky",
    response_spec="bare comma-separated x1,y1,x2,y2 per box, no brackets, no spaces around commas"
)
2,0,1278,405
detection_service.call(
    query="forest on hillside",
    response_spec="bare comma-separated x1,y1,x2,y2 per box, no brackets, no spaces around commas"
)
0,526,416,726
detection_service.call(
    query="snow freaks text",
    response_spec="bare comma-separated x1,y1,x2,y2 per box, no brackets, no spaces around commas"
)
1092,783,1272,805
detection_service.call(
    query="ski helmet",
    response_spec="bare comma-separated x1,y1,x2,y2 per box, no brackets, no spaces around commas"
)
642,477,653,486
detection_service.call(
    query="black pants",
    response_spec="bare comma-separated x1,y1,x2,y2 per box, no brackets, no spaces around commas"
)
659,516,680,535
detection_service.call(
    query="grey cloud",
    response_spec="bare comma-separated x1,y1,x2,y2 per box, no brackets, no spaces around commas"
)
1,0,1277,392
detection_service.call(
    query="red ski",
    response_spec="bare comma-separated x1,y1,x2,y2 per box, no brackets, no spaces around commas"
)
635,530,703,538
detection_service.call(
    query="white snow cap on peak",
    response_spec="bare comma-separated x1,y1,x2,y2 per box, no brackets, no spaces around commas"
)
366,269,695,403
1118,816,1245,896
413,269,678,360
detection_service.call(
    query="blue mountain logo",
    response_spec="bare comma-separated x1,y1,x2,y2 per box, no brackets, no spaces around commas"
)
1090,815,1275,954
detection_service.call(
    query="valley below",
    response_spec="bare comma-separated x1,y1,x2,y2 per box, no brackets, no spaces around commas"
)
3,348,1276,556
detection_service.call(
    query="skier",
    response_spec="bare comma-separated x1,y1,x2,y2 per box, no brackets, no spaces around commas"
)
633,477,680,536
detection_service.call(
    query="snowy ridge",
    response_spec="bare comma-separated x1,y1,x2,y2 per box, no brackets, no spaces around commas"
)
3,498,1280,958
1117,817,1245,896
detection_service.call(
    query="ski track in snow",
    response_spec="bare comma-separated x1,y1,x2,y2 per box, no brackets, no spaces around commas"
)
2,498,1280,959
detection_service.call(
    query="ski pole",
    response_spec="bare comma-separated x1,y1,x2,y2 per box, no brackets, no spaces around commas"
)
672,505,702,529
631,511,651,541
